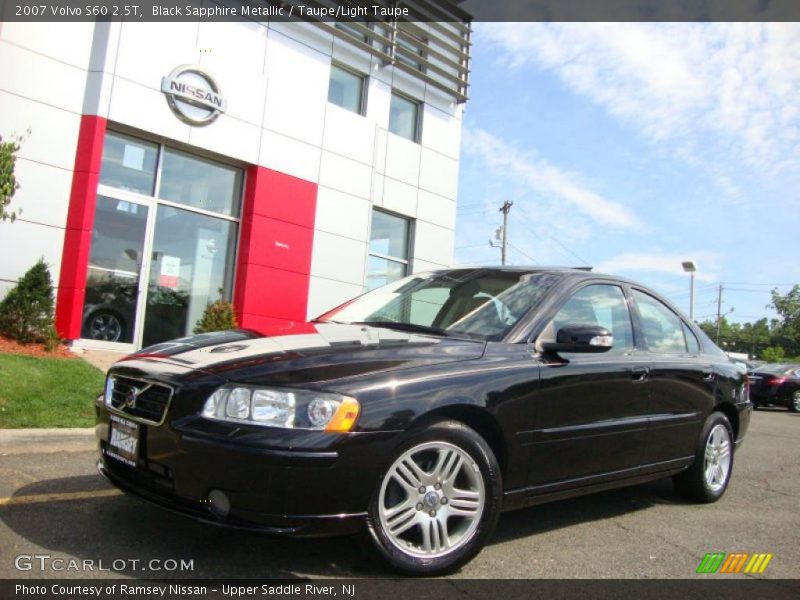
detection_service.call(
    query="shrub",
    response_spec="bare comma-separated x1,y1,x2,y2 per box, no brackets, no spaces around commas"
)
760,346,785,363
44,325,62,353
193,293,238,334
0,259,55,343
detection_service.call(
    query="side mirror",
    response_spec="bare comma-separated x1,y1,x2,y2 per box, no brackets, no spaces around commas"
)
541,324,613,354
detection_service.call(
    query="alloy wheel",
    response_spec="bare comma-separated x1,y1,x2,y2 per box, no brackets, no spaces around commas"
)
378,441,485,559
793,391,800,412
89,313,122,342
703,424,732,493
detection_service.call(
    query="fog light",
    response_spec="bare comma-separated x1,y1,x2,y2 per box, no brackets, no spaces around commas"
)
207,489,230,517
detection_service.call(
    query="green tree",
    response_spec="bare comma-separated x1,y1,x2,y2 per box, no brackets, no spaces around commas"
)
0,259,55,343
761,346,785,363
0,132,26,223
770,285,800,342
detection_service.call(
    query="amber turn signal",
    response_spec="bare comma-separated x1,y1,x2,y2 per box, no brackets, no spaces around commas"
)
325,397,361,432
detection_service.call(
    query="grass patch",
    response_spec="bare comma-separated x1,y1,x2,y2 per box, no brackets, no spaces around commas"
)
0,353,104,428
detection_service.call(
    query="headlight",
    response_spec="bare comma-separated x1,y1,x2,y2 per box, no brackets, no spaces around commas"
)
201,385,359,432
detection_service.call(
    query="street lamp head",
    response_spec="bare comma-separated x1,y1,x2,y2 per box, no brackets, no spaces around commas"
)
681,260,697,273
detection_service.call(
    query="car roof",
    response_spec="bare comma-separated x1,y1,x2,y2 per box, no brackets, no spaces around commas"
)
431,266,647,288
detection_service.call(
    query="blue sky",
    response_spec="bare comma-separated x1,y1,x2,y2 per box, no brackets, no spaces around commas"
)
455,23,800,325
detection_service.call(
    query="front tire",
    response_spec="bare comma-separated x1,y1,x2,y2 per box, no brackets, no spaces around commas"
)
364,420,502,576
673,411,734,503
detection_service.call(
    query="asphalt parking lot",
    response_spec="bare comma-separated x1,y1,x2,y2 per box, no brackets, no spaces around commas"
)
0,409,798,580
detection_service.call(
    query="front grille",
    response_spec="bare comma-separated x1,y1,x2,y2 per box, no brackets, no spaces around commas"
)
107,376,172,425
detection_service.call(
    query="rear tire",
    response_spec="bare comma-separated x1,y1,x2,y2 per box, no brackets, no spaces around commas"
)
673,411,734,503
790,391,800,413
363,420,502,576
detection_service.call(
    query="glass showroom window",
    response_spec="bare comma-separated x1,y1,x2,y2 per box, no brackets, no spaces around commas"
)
328,64,366,114
367,210,411,290
389,91,421,142
82,131,241,348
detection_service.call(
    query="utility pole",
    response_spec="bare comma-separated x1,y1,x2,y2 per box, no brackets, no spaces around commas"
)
489,201,514,265
716,284,724,343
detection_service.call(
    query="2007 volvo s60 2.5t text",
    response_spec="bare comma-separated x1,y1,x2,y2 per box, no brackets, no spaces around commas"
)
96,268,750,575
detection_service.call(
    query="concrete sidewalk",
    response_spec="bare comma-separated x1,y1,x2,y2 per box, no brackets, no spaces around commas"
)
0,427,95,455
72,347,127,373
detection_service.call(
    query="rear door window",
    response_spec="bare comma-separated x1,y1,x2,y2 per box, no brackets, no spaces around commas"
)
632,290,687,353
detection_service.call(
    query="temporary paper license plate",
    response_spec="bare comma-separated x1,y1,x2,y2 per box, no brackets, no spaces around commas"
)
108,414,140,467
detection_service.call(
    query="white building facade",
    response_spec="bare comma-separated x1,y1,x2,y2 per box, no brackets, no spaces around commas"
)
0,6,471,351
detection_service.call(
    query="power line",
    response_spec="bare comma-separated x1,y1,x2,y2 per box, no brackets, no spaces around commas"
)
514,209,591,266
721,281,796,287
671,286,719,299
507,242,539,265
455,243,491,250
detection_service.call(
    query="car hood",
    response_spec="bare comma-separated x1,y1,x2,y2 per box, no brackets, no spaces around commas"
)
115,323,486,387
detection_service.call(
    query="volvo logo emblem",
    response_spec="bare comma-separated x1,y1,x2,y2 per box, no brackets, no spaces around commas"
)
160,65,226,126
120,384,150,411
423,491,439,508
121,387,140,410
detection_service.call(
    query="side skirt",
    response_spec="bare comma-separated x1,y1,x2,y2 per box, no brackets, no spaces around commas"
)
501,459,693,512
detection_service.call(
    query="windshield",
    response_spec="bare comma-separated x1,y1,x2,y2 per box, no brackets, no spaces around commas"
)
315,269,561,341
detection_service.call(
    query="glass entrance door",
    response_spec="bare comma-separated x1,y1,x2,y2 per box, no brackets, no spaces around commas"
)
141,204,237,348
81,196,149,345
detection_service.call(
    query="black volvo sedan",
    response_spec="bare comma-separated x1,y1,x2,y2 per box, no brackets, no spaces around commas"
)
96,268,750,575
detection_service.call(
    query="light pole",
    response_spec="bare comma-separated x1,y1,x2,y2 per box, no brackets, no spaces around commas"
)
681,260,697,321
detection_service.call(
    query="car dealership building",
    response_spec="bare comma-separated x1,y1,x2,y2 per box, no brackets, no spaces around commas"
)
0,3,471,351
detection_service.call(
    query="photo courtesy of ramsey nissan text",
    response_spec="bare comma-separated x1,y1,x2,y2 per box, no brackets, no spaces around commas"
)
0,1,799,599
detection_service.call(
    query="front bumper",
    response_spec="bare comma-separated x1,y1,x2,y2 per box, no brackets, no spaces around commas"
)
96,407,399,538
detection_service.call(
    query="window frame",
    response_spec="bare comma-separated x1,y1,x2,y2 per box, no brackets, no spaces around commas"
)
327,62,368,116
388,90,423,143
682,321,701,355
366,208,413,290
91,128,244,349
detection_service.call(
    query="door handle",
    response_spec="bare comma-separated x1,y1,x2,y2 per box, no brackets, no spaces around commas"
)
631,367,650,383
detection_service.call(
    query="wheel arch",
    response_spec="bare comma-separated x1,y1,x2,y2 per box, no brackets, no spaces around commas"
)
408,404,508,483
712,401,739,440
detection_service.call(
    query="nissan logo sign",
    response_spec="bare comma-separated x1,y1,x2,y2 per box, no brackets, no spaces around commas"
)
160,65,226,126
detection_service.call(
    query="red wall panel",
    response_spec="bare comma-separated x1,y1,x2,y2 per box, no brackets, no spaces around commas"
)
234,166,317,332
55,115,107,340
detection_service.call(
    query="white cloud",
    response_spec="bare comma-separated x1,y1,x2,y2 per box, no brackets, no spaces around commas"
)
462,127,641,230
594,251,720,282
476,22,800,172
